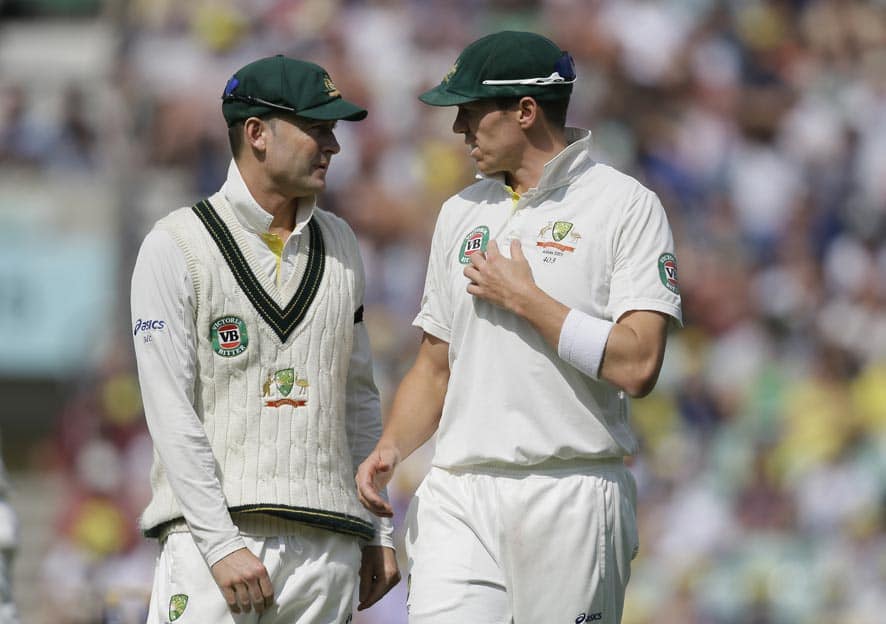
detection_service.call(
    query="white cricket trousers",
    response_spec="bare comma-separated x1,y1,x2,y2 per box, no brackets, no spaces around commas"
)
146,526,361,624
404,462,639,624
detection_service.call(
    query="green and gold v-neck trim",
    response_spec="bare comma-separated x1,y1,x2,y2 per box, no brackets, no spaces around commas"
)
192,198,325,342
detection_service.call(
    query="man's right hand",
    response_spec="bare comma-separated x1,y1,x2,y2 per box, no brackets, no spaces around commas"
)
356,445,399,517
210,547,274,614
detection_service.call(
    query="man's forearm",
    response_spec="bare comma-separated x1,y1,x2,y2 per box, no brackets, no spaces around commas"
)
377,334,450,461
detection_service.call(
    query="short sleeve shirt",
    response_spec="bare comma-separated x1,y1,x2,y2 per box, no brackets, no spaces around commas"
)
414,129,682,469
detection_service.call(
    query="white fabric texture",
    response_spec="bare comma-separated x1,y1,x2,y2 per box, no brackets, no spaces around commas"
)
404,465,638,624
146,528,360,624
413,128,682,469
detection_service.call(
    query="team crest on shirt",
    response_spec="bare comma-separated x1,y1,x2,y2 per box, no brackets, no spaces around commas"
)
168,594,188,621
537,221,582,263
210,316,249,357
658,253,679,293
263,367,309,408
459,225,490,264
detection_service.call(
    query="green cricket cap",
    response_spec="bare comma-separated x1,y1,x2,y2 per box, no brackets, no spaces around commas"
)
222,55,367,126
419,31,575,106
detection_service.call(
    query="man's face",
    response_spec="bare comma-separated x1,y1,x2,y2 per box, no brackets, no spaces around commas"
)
452,100,523,177
263,115,340,197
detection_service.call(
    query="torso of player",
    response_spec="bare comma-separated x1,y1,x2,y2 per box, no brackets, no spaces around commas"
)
427,152,646,470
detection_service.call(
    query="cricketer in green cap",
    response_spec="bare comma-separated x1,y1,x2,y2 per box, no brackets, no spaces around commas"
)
222,54,367,125
357,29,679,624
131,52,401,623
419,31,575,106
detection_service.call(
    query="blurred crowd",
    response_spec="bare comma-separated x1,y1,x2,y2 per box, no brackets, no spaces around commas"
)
3,0,886,622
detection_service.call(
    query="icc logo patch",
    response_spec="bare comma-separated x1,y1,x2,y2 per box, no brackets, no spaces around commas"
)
210,316,249,357
657,253,679,294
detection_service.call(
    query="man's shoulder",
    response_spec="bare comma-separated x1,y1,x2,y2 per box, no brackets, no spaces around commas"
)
581,162,655,201
312,205,346,226
440,178,503,212
155,204,199,229
312,206,357,240
148,202,219,254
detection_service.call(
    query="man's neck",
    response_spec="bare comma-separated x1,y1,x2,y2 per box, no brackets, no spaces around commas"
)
267,199,298,240
239,160,299,237
507,131,568,194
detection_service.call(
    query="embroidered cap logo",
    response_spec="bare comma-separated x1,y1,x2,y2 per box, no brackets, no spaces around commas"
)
323,74,341,97
442,61,458,84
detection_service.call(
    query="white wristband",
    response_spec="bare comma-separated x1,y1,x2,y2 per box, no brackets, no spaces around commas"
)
557,309,614,379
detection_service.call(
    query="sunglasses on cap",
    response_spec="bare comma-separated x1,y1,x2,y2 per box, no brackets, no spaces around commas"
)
221,76,299,114
481,52,577,86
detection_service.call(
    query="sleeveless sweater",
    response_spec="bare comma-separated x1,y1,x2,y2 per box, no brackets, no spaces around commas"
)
140,191,374,541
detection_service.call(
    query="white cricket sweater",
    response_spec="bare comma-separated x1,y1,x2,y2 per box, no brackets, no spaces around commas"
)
140,190,375,542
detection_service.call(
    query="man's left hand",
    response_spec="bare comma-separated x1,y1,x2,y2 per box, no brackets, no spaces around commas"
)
357,545,400,611
463,239,537,313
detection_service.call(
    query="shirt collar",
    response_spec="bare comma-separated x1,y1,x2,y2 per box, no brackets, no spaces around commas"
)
478,127,594,195
537,127,593,190
220,159,316,236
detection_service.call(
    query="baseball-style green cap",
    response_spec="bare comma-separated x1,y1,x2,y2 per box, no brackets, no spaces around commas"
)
221,55,367,126
419,31,575,106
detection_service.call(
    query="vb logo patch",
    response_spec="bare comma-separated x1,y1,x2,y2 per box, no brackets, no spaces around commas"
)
210,316,249,357
169,594,188,621
262,368,309,408
657,253,679,294
459,225,490,264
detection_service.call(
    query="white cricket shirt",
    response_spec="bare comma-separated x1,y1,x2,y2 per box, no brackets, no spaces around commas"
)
415,129,683,470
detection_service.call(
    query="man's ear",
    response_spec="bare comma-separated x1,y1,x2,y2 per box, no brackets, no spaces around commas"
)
516,96,540,129
244,116,268,152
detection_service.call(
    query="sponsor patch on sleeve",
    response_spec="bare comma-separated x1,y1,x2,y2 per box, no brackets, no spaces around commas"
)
133,318,167,336
658,253,679,294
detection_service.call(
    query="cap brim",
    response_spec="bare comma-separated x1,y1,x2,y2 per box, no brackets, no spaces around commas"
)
298,97,367,121
418,84,477,106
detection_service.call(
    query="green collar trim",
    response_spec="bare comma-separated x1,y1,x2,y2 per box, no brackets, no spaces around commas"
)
192,199,325,342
